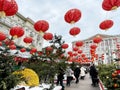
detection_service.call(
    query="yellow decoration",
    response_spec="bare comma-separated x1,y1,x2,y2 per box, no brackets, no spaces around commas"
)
14,68,39,86
0,11,6,18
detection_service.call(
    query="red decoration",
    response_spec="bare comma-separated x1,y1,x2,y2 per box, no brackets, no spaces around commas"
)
43,32,53,41
73,47,79,51
99,20,114,30
93,36,102,44
23,36,33,44
64,8,82,24
61,43,69,49
69,27,80,36
0,0,18,17
0,32,6,41
20,48,26,53
9,45,16,50
34,20,49,33
90,44,97,49
0,41,2,46
75,41,83,47
102,0,120,11
78,50,82,54
46,46,53,51
68,51,73,55
10,27,24,38
4,39,14,46
30,48,37,53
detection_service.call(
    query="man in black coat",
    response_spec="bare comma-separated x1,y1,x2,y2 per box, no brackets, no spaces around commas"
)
74,65,81,84
89,64,98,86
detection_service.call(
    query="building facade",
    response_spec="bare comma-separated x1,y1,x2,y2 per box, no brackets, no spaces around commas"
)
0,12,43,51
72,34,120,64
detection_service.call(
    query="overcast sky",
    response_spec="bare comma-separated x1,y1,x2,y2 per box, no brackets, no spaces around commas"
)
16,0,120,50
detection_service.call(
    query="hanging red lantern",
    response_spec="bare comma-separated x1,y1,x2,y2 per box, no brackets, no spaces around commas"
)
46,46,53,51
73,47,79,51
69,27,80,36
34,20,49,33
93,36,102,44
102,0,120,11
78,50,82,54
0,42,2,46
20,48,26,53
64,8,82,24
9,45,16,50
30,48,37,53
90,44,97,49
43,32,53,41
0,32,6,41
0,0,18,17
4,39,14,46
75,41,83,47
61,43,69,49
23,36,33,44
99,20,114,30
68,51,72,55
10,27,24,38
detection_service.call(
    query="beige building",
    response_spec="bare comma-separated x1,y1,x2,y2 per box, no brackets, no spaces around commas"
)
72,34,120,64
0,12,43,51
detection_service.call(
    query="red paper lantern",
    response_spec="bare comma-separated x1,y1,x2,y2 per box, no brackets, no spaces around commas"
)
90,44,97,49
67,51,73,55
61,43,69,49
20,48,26,53
73,47,79,51
23,36,33,44
46,46,53,51
69,27,80,36
78,50,82,54
0,0,18,17
10,27,24,38
43,32,53,41
0,32,6,41
93,36,102,44
9,45,16,50
34,20,49,33
75,41,83,47
64,8,82,24
102,0,120,11
30,48,37,53
4,39,14,46
0,41,2,46
99,20,114,30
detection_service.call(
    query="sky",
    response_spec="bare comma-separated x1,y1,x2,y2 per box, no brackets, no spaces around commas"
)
15,0,120,50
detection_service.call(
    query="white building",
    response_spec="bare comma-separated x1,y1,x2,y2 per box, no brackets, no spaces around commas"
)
0,12,43,51
72,34,120,64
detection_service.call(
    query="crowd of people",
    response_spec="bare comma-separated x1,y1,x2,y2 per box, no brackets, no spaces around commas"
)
56,63,99,90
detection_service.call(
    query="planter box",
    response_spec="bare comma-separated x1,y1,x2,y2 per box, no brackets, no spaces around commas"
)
99,79,107,90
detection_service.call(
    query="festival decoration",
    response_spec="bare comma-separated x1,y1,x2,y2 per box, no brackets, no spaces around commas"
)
43,32,53,41
34,20,49,34
0,32,6,41
93,36,102,44
73,47,79,51
10,27,24,38
69,27,80,36
23,36,33,44
90,44,97,49
46,46,53,51
61,43,69,49
9,45,16,50
99,20,114,30
75,41,83,47
0,0,18,17
64,8,82,24
0,42,2,46
20,48,26,53
102,0,120,11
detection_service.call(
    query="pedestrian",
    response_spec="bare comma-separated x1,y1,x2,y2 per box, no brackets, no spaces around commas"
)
89,63,99,87
65,66,73,86
80,66,86,80
56,67,65,90
74,65,81,84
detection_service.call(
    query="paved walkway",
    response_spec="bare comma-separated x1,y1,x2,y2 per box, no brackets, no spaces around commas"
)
65,73,100,90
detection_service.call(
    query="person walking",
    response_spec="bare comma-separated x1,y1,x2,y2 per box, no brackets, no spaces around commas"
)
56,67,65,90
65,66,73,86
74,65,81,84
89,64,98,87
80,66,86,80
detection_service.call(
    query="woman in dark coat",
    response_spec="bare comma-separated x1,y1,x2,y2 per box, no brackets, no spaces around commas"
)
74,66,81,84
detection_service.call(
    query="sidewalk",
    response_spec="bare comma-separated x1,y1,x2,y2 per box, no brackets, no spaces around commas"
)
65,73,100,90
